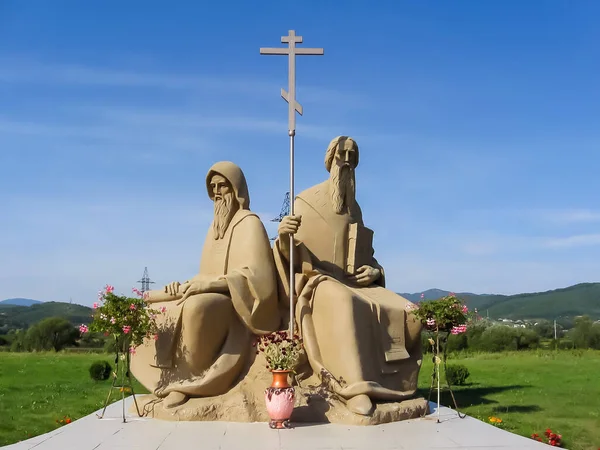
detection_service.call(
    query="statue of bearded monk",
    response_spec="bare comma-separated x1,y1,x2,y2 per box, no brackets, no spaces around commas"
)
273,136,423,416
131,161,280,409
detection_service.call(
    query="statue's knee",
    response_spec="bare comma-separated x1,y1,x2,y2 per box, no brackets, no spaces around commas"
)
314,282,352,314
183,293,232,321
405,313,423,350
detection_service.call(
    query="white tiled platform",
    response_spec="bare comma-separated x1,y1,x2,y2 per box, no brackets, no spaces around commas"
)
2,397,551,450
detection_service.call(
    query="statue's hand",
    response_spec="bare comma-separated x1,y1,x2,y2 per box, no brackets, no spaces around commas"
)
350,265,381,286
179,277,212,301
164,281,182,296
278,215,302,237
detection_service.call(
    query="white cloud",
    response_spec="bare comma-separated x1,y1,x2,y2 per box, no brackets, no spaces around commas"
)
0,116,215,162
0,58,366,107
464,207,600,226
0,105,341,159
536,209,600,224
0,59,272,92
542,233,600,249
97,109,338,141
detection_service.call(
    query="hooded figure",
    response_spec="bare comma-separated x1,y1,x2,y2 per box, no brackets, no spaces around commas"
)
131,161,280,408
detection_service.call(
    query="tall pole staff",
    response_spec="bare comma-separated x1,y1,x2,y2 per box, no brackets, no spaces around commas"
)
260,31,324,338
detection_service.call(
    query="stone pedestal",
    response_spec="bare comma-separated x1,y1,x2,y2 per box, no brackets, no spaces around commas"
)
132,354,428,425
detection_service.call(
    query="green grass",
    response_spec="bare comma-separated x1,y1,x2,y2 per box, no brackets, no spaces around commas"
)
0,352,148,446
418,349,600,450
1,350,599,449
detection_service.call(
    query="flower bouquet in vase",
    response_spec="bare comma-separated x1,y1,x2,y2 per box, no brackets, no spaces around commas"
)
256,331,303,429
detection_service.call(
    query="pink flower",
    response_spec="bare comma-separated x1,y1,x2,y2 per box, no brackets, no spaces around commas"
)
110,317,116,324
129,346,136,355
420,293,425,299
79,324,88,333
129,303,136,311
93,302,99,309
132,287,143,298
462,305,468,314
123,325,131,334
451,324,467,334
153,334,159,341
160,306,167,314
426,318,436,326
105,284,114,294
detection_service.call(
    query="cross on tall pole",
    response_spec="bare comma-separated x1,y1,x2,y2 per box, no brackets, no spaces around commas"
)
260,30,324,339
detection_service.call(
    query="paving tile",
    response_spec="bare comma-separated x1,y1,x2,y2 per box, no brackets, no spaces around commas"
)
0,399,552,450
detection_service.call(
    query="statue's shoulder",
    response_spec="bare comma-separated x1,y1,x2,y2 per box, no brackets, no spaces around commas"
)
230,209,260,228
297,181,328,210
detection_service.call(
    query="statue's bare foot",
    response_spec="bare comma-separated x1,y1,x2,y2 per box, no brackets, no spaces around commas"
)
163,391,188,409
346,394,373,416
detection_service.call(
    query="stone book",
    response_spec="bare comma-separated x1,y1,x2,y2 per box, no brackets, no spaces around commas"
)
346,222,374,275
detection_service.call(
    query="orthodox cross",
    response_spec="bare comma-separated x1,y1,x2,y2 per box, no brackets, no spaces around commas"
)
260,30,324,338
260,30,324,134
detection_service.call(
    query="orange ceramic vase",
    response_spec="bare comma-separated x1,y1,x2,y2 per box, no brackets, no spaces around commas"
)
265,370,295,429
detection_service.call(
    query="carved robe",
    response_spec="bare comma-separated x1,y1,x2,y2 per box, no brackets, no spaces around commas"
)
131,164,280,399
274,181,422,401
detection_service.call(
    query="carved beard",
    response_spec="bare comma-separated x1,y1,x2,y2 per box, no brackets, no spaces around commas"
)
330,163,356,214
213,192,236,240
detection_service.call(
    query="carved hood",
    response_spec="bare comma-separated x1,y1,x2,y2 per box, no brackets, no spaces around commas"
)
205,161,250,210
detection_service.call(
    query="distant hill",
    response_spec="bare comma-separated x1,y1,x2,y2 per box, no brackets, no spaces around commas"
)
400,283,600,321
2,282,599,331
0,298,43,307
0,301,93,331
399,289,481,303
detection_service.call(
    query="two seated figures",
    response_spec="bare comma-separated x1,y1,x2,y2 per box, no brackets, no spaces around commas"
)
131,138,423,417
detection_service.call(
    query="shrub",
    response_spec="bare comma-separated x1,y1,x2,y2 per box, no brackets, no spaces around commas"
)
446,332,468,353
516,328,540,350
558,339,574,350
89,360,112,381
479,325,518,352
445,364,470,386
465,321,490,350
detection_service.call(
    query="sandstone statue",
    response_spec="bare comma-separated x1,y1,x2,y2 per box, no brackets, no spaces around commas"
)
273,136,423,416
131,161,280,409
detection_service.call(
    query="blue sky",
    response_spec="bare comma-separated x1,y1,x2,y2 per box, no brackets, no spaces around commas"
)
1,1,599,305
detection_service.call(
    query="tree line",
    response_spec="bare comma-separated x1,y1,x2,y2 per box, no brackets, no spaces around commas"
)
2,314,600,354
422,315,600,353
1,316,114,352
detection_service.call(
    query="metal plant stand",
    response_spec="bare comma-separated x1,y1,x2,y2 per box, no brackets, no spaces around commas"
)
424,331,467,422
97,340,143,422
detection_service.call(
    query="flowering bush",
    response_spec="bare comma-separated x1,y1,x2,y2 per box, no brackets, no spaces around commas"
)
409,293,472,334
255,331,303,371
532,429,562,447
80,285,161,354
